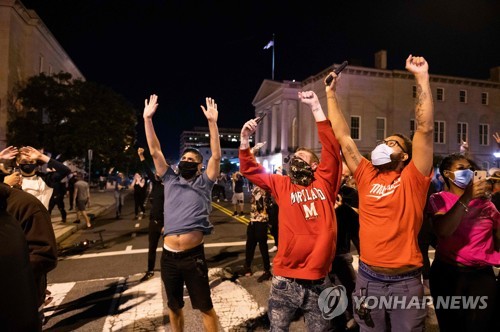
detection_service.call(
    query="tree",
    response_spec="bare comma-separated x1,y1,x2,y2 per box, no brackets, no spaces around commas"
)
7,72,138,172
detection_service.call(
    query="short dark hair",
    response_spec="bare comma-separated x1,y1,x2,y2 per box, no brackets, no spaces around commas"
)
182,148,203,163
439,153,478,189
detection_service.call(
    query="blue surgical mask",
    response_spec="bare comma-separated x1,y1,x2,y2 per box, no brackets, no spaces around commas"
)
451,169,474,189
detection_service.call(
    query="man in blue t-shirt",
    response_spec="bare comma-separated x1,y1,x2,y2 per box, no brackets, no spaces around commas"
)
143,94,221,331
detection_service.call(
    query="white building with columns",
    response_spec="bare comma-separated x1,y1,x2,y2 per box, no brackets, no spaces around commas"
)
252,50,500,172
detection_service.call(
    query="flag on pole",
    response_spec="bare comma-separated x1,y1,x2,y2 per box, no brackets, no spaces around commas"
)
263,40,274,49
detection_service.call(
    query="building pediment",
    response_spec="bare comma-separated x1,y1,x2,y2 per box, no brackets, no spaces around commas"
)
252,79,302,107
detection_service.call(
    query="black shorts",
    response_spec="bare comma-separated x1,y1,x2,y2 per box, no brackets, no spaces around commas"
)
160,243,213,312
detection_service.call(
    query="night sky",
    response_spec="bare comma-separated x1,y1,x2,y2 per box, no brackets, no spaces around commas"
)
21,0,500,160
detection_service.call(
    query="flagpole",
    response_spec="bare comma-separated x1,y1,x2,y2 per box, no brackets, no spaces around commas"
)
271,33,275,80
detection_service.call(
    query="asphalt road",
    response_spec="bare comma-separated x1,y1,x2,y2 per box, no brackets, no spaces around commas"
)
43,191,442,331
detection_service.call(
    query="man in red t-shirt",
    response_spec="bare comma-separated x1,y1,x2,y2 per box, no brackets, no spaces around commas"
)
327,55,434,331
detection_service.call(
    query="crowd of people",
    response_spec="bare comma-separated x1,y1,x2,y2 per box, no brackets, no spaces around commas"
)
1,54,499,331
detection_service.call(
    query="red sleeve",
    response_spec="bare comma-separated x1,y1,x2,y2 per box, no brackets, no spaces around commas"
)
315,120,342,197
239,148,277,194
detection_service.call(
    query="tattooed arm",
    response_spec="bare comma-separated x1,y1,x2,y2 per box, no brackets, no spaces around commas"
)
325,71,363,174
406,55,434,176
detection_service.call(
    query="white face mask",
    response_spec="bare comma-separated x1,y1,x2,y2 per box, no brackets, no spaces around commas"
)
371,144,394,166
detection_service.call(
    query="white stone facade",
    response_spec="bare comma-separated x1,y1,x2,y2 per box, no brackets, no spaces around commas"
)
252,53,500,171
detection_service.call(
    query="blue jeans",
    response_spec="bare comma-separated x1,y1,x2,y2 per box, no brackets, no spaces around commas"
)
268,275,332,331
353,263,426,332
114,190,125,215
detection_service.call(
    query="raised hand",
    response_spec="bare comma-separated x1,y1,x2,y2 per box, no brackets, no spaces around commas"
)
241,119,258,138
324,72,339,93
298,90,320,109
493,132,500,145
0,146,18,160
21,146,43,161
143,94,159,119
201,97,218,123
405,55,429,76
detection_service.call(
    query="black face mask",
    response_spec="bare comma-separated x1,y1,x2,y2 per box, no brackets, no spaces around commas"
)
19,163,38,174
289,157,314,186
178,161,200,179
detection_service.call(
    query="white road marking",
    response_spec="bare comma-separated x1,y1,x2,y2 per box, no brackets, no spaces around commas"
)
47,269,264,331
44,282,76,318
59,241,273,260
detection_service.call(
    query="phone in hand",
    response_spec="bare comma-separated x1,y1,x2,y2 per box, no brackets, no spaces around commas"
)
255,113,267,124
473,170,487,182
325,60,348,86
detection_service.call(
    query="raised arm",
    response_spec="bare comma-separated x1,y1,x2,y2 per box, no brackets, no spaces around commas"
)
298,90,326,122
325,73,363,173
406,55,434,175
0,146,18,160
143,94,168,177
138,147,156,180
493,132,500,149
202,97,221,181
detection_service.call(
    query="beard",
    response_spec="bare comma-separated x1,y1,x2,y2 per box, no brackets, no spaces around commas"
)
374,152,405,172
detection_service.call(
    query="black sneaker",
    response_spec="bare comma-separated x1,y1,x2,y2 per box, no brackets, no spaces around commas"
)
140,271,154,282
257,271,272,283
232,211,238,216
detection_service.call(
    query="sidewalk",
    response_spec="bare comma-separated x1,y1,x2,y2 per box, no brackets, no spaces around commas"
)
50,187,117,244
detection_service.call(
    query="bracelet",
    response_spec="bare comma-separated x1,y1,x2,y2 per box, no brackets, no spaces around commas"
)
457,200,468,213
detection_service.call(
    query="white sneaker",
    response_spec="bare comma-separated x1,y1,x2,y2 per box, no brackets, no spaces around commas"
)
268,246,278,253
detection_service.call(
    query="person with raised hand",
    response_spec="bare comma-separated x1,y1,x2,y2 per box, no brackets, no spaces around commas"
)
143,94,221,332
326,55,434,331
239,87,342,331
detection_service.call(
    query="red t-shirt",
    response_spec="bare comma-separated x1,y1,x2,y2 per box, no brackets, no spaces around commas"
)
239,121,342,280
354,158,432,268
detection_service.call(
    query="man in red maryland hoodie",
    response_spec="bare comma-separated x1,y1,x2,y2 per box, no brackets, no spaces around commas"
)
239,88,342,331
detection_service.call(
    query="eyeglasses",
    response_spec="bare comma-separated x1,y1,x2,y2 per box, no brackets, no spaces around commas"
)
377,139,407,153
